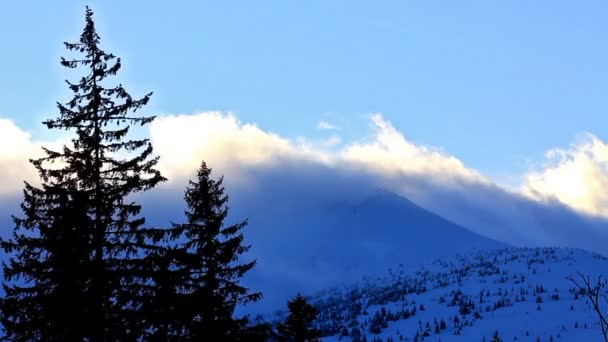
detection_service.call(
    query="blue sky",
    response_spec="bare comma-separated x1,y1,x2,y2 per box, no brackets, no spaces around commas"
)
2,1,608,186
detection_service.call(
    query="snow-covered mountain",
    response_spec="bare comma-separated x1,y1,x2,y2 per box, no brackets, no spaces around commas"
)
240,190,506,311
291,247,607,341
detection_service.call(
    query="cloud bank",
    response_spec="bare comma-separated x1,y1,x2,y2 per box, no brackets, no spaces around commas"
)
3,112,608,241
149,112,487,190
132,112,608,253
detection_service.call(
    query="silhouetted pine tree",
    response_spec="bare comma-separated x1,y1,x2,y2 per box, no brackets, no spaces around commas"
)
1,183,91,341
276,293,321,342
139,248,188,340
1,7,165,341
169,161,261,340
241,321,273,342
491,330,503,342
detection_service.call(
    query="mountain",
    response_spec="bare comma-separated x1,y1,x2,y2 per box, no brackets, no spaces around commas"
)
289,247,607,341
240,190,506,311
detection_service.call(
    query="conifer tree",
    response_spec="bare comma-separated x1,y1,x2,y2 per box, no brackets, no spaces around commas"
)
168,161,261,340
276,293,321,342
1,7,165,341
491,330,503,342
1,183,91,341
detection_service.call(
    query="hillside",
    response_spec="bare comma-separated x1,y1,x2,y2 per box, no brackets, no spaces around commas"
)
288,247,608,341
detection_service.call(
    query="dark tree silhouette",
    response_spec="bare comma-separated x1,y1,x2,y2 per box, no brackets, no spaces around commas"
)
567,272,608,342
1,184,91,341
491,330,503,342
140,248,190,340
1,7,165,341
276,293,321,342
165,161,261,340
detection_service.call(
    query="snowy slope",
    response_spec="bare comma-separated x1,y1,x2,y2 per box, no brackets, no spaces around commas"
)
302,247,608,342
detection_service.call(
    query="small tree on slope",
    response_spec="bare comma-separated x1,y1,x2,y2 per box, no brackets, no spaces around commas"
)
167,161,261,340
276,293,321,342
491,330,503,342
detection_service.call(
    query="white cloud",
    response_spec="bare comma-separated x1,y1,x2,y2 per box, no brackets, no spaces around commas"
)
7,110,608,222
522,133,608,217
0,119,40,195
317,120,339,131
0,112,488,194
5,112,608,253
149,112,484,188
0,118,78,195
150,112,332,184
340,114,488,185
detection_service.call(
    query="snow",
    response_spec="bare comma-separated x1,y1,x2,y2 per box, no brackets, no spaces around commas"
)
309,248,608,341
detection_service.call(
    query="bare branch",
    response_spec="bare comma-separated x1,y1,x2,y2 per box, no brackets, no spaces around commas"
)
567,272,608,342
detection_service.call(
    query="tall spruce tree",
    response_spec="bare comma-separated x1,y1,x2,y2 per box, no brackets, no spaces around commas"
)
167,161,261,340
276,293,321,342
0,7,165,340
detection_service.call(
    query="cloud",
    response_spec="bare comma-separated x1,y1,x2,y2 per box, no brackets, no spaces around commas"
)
0,118,71,195
5,112,608,248
340,114,488,185
0,119,40,195
522,133,608,217
5,111,608,225
150,112,483,190
145,112,608,247
317,120,339,131
150,112,332,186
4,111,608,231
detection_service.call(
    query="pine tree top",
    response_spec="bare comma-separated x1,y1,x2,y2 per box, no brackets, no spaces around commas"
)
277,293,321,342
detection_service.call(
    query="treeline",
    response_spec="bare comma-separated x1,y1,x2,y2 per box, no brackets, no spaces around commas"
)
0,8,319,342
